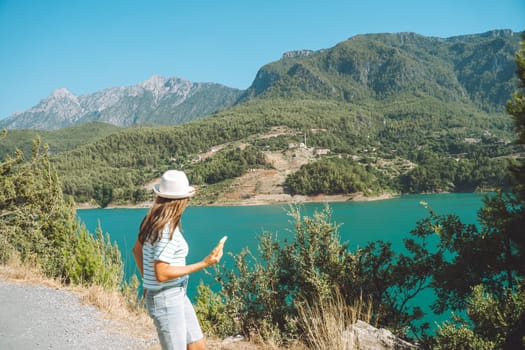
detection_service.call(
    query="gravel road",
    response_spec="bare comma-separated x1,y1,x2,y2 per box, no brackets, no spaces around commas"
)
0,280,156,350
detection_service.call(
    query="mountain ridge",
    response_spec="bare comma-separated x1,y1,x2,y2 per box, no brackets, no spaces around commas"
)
240,29,521,111
2,29,521,131
1,76,242,130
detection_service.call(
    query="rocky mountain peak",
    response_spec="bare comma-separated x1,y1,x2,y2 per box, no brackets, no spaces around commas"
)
282,50,315,59
138,76,195,102
140,75,168,91
38,88,81,115
50,88,76,99
481,29,514,38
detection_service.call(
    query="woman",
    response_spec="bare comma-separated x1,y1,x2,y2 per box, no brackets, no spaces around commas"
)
132,170,224,350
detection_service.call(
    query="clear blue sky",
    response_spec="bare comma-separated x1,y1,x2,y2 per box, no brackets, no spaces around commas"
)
1,0,524,119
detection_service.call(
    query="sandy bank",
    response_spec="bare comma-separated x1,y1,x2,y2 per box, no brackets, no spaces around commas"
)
76,192,396,210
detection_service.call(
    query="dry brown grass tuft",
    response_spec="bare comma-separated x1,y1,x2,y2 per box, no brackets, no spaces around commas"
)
0,255,60,288
297,291,373,350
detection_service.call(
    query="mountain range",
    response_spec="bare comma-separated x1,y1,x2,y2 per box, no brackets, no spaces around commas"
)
1,29,522,131
0,76,242,130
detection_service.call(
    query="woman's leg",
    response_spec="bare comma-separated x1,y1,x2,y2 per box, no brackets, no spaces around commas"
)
184,295,206,349
146,287,187,350
187,338,206,350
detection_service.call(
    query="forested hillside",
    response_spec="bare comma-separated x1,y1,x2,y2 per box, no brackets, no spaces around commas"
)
52,96,517,206
242,30,520,112
0,122,121,160
2,30,522,206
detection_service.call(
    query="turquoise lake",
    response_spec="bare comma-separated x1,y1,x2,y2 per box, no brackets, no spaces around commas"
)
77,192,487,330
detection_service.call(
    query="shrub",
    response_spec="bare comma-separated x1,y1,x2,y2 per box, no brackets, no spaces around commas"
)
433,283,525,350
201,206,365,344
194,282,237,338
0,137,123,290
65,224,123,289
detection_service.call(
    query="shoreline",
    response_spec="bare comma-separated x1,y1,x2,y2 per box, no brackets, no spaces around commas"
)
76,191,493,210
75,192,397,210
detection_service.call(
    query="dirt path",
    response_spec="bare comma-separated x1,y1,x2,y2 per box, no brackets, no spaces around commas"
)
0,279,156,350
0,275,264,350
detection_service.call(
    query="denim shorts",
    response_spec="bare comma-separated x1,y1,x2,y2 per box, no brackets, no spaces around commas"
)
145,279,203,350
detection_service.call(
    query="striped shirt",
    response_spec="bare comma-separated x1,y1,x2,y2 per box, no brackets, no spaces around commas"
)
142,224,189,291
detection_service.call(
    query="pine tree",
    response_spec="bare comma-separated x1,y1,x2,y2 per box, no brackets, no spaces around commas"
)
507,33,525,202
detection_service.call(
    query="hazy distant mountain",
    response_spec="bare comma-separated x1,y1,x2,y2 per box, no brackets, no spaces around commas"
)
0,76,243,130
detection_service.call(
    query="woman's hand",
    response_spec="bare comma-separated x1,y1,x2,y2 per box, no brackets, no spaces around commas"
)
155,241,226,282
203,242,224,267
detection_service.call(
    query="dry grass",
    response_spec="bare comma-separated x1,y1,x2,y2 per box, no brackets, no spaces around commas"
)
0,255,61,288
77,284,158,344
297,291,373,350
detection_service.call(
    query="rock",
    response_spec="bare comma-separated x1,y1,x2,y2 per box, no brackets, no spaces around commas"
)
221,335,245,344
343,320,416,350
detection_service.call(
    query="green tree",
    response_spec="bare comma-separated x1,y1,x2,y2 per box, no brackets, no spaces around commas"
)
0,137,123,289
417,33,525,349
93,183,113,208
0,138,73,274
501,31,525,350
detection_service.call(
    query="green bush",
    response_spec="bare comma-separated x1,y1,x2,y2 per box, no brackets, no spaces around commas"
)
433,283,525,349
0,137,123,290
194,282,236,338
199,206,395,344
65,224,123,289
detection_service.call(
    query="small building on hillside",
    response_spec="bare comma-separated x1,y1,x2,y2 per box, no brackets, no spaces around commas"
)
288,142,307,149
314,148,330,156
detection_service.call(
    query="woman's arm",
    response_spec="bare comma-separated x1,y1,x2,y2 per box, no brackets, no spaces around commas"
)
155,243,224,283
132,239,144,277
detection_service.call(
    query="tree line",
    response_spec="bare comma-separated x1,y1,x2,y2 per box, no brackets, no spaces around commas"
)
39,95,517,206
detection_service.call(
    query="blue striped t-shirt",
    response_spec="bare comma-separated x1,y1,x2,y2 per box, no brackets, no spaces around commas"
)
142,224,189,291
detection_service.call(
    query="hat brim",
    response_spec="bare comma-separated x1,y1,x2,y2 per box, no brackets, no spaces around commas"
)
153,184,196,199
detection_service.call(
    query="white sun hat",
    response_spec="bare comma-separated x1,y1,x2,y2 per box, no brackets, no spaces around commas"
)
153,170,196,199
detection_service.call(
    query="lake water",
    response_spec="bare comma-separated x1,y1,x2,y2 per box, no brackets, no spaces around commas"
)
77,193,487,330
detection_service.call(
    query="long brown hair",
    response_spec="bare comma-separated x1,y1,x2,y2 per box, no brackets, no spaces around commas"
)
138,196,189,244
